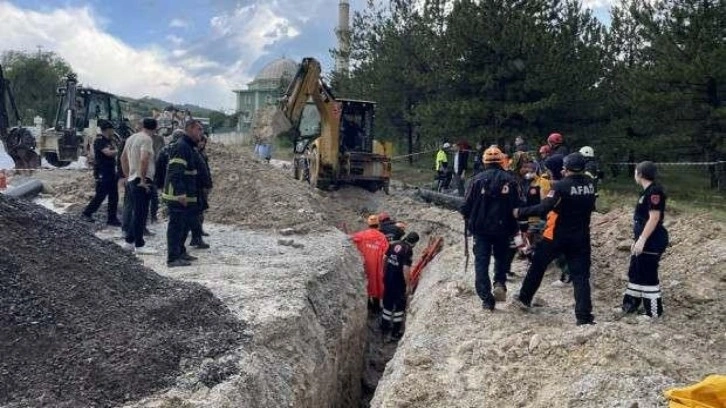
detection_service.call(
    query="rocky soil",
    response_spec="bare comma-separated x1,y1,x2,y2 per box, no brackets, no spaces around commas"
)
371,201,726,407
0,195,246,408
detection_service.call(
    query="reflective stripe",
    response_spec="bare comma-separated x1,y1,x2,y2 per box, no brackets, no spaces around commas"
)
627,283,661,293
392,316,404,323
625,289,662,300
161,193,197,203
169,158,187,166
393,312,405,317
184,170,198,175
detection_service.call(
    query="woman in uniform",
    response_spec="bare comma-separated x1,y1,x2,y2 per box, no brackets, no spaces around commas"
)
622,161,669,317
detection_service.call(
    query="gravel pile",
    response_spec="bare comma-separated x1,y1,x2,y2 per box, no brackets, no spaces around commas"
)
0,194,246,408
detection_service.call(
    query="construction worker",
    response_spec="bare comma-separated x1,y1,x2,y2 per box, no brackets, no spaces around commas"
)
379,212,405,242
163,119,204,267
547,132,568,156
435,142,451,191
452,141,470,196
120,118,158,254
622,161,669,317
381,232,420,341
351,215,390,313
81,120,121,226
513,152,597,325
461,146,520,311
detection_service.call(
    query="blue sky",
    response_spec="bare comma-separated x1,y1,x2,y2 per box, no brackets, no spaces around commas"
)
1,0,614,112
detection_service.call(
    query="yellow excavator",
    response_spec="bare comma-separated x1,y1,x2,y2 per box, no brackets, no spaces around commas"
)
272,57,391,192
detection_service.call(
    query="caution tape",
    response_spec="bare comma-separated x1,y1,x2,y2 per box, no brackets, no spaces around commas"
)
389,149,438,161
611,161,726,167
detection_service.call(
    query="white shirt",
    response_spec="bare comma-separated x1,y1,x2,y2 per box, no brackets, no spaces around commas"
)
123,131,155,181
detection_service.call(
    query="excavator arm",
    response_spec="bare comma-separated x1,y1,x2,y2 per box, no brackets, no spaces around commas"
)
0,64,40,169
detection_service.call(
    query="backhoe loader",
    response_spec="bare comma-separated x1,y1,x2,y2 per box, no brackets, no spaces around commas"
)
272,57,391,192
39,73,132,167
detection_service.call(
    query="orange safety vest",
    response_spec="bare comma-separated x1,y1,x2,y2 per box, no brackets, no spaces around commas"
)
351,228,390,299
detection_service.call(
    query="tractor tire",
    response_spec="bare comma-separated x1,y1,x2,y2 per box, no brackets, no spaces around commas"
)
43,152,71,168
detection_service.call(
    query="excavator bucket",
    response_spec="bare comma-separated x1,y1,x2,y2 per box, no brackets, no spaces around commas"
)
271,109,293,139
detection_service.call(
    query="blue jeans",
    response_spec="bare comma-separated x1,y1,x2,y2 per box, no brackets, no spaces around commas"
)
473,234,511,302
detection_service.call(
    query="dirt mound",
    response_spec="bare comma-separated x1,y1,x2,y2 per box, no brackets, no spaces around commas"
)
371,202,726,407
205,143,362,231
0,195,246,408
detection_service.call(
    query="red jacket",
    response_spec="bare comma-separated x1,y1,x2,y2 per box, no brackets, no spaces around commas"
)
351,228,390,299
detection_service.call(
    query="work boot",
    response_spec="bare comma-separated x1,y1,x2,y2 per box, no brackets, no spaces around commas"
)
493,283,507,302
81,213,95,223
482,297,495,311
167,259,192,268
191,240,210,249
107,219,122,227
576,319,596,326
143,228,155,237
512,294,531,311
201,230,210,237
181,253,198,261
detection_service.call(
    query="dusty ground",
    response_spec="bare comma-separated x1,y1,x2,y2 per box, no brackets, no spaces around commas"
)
371,201,726,407
0,195,246,408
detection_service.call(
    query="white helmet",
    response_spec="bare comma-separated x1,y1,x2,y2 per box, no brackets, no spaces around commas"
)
442,142,451,149
579,146,595,158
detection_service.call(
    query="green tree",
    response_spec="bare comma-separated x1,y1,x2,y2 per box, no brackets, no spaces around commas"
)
0,50,73,126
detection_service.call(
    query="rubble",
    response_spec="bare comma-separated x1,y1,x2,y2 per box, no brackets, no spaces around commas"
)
0,194,246,408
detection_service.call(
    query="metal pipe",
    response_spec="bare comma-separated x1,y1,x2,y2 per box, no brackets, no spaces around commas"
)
3,179,44,200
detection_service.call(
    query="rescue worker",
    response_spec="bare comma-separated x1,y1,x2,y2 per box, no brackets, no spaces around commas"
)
148,126,166,224
547,132,568,156
351,215,390,313
579,146,602,193
81,120,121,226
154,130,185,191
163,119,204,267
513,152,597,325
460,146,520,311
379,212,405,242
380,232,420,341
622,161,669,318
190,134,212,248
435,142,451,191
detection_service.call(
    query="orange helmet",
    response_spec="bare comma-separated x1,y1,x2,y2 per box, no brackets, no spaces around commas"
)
483,146,504,164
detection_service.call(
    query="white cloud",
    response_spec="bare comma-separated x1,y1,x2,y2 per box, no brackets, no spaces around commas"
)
169,18,189,28
0,2,234,109
581,0,617,9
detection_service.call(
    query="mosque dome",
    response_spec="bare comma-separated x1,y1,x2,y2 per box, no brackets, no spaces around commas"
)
253,58,298,83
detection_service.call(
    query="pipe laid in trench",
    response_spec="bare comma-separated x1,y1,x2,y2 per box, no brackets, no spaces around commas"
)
3,179,44,200
417,188,464,211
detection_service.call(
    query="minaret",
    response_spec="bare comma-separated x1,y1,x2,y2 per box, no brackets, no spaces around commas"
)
335,0,351,76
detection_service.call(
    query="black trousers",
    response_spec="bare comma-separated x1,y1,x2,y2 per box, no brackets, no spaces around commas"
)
148,185,159,222
473,234,512,304
124,180,151,248
83,173,118,221
190,210,204,243
518,237,594,323
622,254,663,317
381,272,406,335
167,207,194,262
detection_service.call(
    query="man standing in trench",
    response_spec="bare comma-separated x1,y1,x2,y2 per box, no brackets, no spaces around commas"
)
380,232,419,341
351,215,390,313
513,152,597,325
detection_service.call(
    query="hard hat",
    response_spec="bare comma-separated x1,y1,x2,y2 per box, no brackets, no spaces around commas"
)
442,142,451,149
579,146,595,158
395,221,407,230
482,146,504,164
563,152,586,172
367,214,380,227
547,132,563,145
378,212,391,222
539,145,551,155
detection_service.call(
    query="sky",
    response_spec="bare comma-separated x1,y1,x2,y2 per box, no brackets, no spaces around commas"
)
0,0,615,112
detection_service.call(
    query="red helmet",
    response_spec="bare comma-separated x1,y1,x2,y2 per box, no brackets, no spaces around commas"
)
547,133,563,145
378,212,391,222
539,145,551,155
